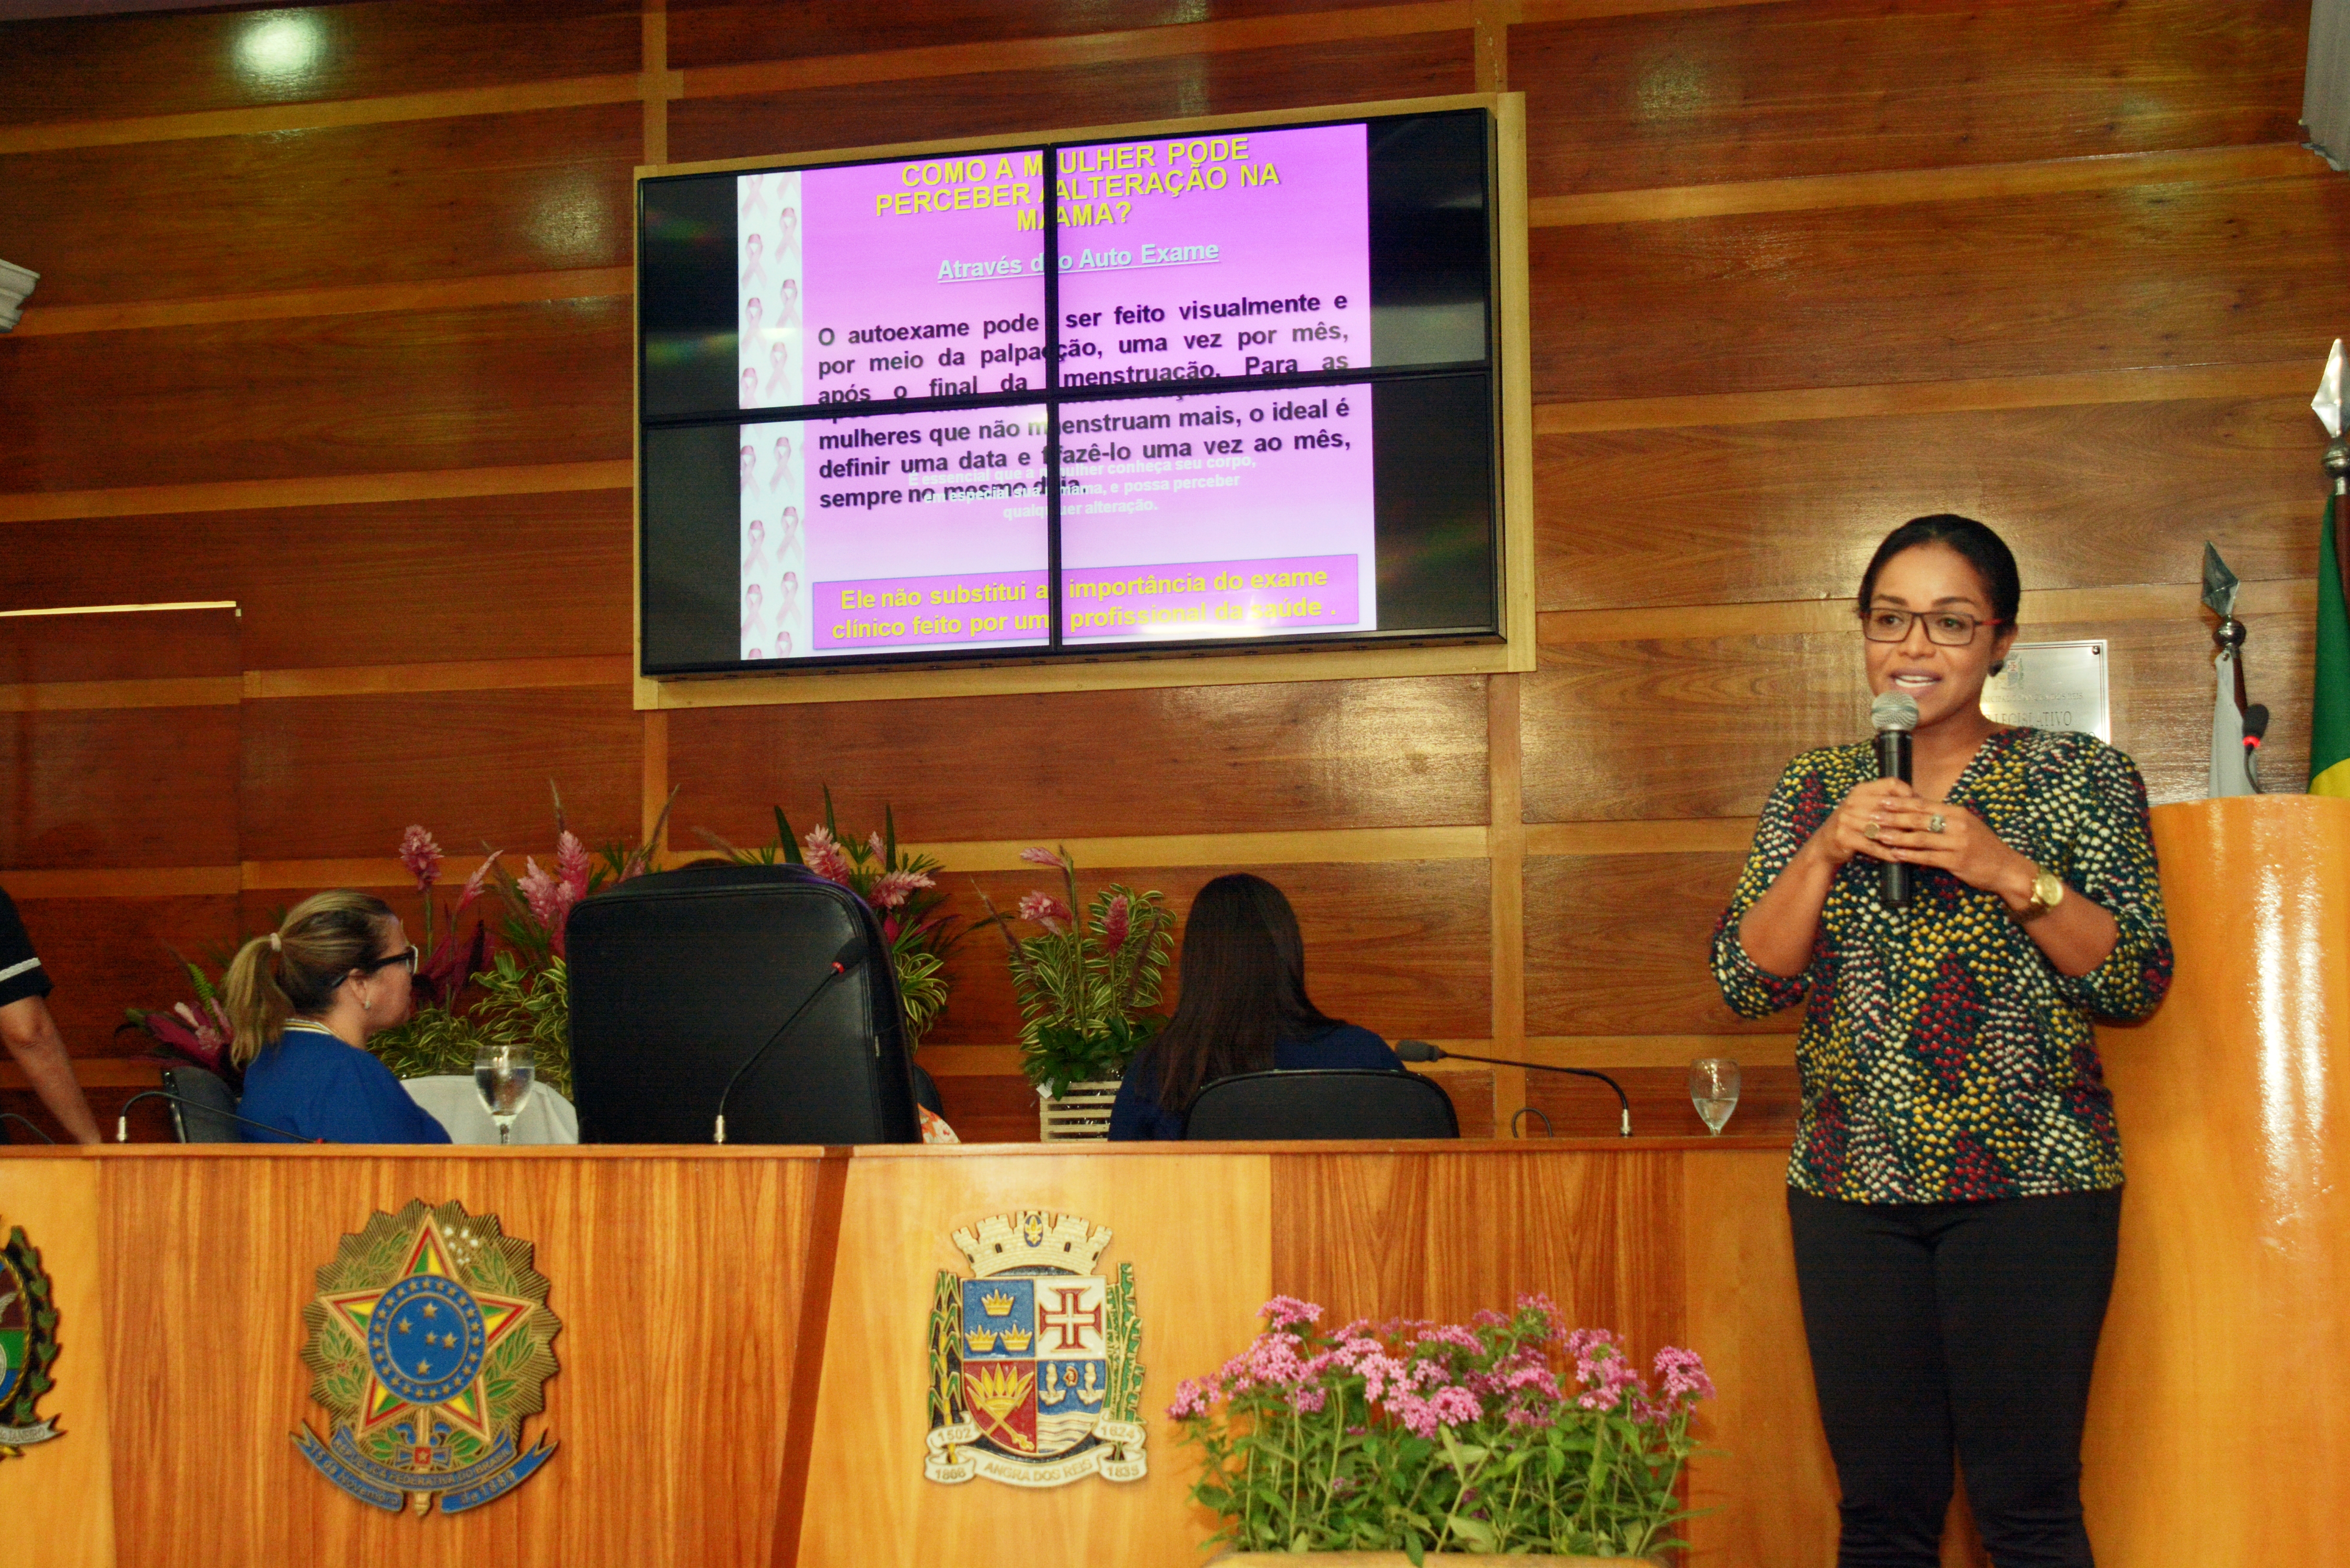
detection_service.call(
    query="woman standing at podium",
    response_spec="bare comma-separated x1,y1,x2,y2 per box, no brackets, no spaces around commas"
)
225,890,451,1145
1712,515,2170,1568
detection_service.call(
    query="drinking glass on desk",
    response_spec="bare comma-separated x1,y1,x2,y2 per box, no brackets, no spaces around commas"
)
474,1041,536,1146
1689,1058,1740,1136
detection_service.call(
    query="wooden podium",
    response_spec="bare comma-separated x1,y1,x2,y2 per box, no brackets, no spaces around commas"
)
3,797,2343,1567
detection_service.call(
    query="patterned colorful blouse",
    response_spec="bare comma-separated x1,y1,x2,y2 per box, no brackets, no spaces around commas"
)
1711,728,2172,1204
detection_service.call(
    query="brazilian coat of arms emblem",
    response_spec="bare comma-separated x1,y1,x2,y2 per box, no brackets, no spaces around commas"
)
924,1210,1146,1488
293,1200,560,1515
0,1222,64,1456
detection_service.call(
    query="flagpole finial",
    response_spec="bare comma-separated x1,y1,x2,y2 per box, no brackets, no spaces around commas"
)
2324,436,2349,497
2317,339,2345,439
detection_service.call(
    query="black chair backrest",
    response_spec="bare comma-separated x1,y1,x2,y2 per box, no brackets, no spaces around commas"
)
1183,1069,1459,1141
160,1065,243,1143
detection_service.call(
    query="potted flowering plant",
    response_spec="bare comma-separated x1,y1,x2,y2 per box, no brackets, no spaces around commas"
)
981,847,1173,1138
701,788,964,1050
1170,1295,1712,1564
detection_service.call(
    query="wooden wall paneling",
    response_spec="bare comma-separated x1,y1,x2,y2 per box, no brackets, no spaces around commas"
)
0,607,239,683
667,32,1475,163
1485,675,1527,1137
1527,172,2350,405
0,494,633,668
1523,852,1791,1037
96,1149,826,1566
928,1071,1048,1144
1512,0,2309,196
239,686,643,861
2,1083,173,1145
667,675,1490,846
918,860,1493,1048
1677,1147,1840,1567
1525,1062,1800,1139
1424,1066,1496,1137
794,1148,1272,1567
0,1158,119,1566
0,301,632,495
0,706,240,871
1533,395,2334,614
3,106,640,314
0,0,645,129
1,893,245,1056
666,0,1438,71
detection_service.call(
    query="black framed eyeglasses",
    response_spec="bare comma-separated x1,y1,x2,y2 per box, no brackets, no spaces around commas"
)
1861,607,2003,646
358,946,420,976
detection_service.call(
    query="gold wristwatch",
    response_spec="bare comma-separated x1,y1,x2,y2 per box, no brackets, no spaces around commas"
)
2019,864,2065,921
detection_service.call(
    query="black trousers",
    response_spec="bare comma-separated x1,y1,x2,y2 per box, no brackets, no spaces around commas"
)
1787,1186,2122,1568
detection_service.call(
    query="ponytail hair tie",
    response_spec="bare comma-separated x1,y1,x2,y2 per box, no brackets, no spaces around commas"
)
268,932,283,952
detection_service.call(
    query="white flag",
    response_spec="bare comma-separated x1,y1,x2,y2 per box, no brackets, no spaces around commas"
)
2209,649,2253,797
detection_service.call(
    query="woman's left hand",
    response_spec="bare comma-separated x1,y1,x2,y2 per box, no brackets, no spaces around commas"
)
1867,798,2033,906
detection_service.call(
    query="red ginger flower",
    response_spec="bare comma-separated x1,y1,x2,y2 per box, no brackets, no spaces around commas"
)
398,825,444,891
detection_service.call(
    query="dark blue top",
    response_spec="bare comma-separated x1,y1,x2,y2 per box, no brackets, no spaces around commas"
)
1105,1022,1403,1141
237,1024,453,1145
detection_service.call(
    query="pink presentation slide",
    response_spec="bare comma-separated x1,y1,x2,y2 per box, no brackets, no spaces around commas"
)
1059,382,1375,643
739,153,1049,413
740,405,1051,661
1055,123,1371,388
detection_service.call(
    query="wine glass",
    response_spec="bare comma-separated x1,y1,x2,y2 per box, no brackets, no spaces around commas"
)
1688,1058,1740,1136
474,1041,536,1146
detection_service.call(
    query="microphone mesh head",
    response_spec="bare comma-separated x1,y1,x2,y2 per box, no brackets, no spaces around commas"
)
1871,690,1920,732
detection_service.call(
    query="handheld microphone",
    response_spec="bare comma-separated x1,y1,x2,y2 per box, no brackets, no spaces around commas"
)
1396,1040,1633,1138
713,930,867,1144
1870,690,1919,910
115,1090,319,1144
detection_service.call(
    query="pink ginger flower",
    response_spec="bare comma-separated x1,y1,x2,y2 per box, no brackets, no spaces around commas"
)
457,850,502,911
517,857,580,939
1101,893,1131,950
397,825,444,891
802,824,855,885
555,829,592,899
867,867,935,910
1018,846,1065,868
1018,891,1072,934
172,1001,227,1054
867,831,887,863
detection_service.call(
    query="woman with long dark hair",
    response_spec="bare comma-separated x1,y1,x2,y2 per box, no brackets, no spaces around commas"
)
1713,515,2170,1566
1107,873,1401,1139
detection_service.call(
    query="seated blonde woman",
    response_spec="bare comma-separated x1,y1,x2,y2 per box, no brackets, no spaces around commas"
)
226,891,451,1145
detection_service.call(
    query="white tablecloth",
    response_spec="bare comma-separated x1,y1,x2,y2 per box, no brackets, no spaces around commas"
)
401,1075,579,1145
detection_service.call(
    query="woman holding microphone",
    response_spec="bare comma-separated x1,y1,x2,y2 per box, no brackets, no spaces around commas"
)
1712,515,2170,1567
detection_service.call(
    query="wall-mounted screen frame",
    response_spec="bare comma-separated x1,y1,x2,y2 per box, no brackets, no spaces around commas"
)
633,92,1533,712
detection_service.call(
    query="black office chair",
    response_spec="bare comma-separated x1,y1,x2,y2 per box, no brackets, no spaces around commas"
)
1182,1069,1460,1141
159,1065,243,1143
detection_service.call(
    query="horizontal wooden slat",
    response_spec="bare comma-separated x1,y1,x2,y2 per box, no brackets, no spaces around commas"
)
1524,820,1755,854
0,605,238,685
4,868,245,900
919,860,1493,1047
0,894,243,1056
1524,852,1785,1036
240,686,642,861
669,31,1474,163
1536,393,2334,612
2,1059,166,1091
1515,0,2309,196
670,675,1490,844
1529,174,2350,404
0,0,644,131
1526,1063,1800,1139
0,678,241,714
16,270,637,341
1533,361,2318,434
0,463,632,526
898,826,1490,870
1522,586,2317,821
243,657,633,701
0,301,630,495
2,106,640,311
1,707,239,872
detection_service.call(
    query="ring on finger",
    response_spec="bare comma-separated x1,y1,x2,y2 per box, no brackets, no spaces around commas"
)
1863,821,1881,841
1928,813,1947,834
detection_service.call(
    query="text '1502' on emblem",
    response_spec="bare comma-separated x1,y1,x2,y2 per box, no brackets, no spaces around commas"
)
294,1200,561,1516
925,1210,1145,1489
0,1222,63,1456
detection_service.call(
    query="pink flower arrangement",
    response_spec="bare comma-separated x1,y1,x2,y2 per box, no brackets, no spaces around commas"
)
397,825,443,890
1017,890,1073,933
1170,1295,1712,1559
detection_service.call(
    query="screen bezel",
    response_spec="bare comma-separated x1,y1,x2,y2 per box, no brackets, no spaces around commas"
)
631,91,1536,711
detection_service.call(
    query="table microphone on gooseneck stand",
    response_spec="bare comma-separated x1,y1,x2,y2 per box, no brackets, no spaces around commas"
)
713,930,868,1144
1871,689,1920,911
114,1090,320,1143
1397,1040,1633,1137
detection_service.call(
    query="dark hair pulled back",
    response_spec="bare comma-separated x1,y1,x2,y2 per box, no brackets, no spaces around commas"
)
222,890,396,1065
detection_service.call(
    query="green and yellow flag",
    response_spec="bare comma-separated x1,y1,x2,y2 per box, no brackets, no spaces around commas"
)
2314,491,2350,797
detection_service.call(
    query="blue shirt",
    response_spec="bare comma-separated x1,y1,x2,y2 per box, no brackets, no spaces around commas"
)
1106,1022,1404,1141
236,1024,453,1145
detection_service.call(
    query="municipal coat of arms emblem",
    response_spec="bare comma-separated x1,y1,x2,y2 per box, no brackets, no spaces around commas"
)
0,1223,63,1456
924,1209,1145,1488
293,1200,560,1515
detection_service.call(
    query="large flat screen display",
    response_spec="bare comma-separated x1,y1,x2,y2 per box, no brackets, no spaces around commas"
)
639,107,1499,676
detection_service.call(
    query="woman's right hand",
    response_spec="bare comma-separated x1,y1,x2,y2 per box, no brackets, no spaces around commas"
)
1807,777,1918,868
